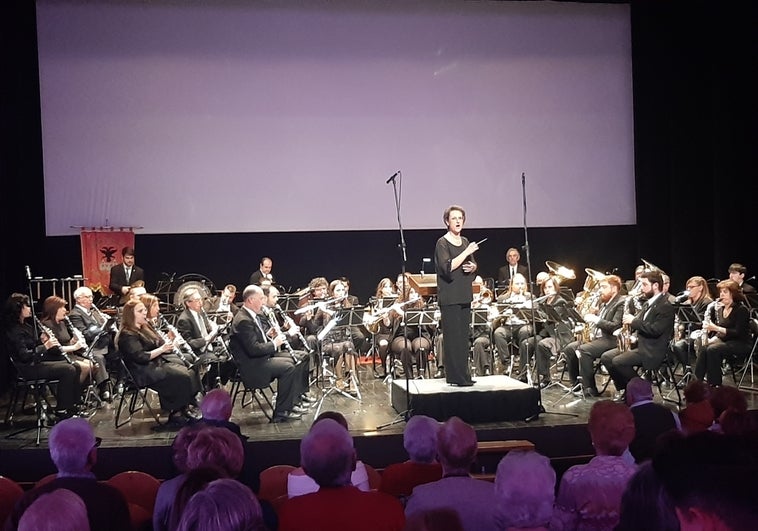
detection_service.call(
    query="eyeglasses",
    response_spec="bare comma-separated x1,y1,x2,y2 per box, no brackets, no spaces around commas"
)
686,284,701,290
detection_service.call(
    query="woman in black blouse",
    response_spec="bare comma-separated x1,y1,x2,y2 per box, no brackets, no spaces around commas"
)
694,279,751,386
434,205,479,386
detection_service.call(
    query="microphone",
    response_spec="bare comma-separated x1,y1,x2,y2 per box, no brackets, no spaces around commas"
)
674,290,690,303
25,265,31,280
385,170,401,184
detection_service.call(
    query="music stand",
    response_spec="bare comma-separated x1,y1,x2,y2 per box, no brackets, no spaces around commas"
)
471,308,489,327
277,293,301,315
671,304,702,391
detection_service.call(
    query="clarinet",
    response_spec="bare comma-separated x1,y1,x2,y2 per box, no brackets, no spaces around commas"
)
34,315,73,364
275,304,313,354
159,317,199,367
264,306,298,362
64,315,96,366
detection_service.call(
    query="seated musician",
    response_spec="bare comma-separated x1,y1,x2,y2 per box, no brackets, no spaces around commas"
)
3,293,81,420
263,285,315,407
68,286,113,401
228,285,303,422
141,294,203,397
728,263,757,307
208,284,239,324
525,277,569,387
389,272,431,379
298,277,329,350
493,273,533,377
669,276,712,370
694,279,752,387
40,296,93,386
340,276,369,355
471,286,497,376
117,299,199,423
315,280,359,395
176,288,235,389
364,278,397,377
563,274,625,397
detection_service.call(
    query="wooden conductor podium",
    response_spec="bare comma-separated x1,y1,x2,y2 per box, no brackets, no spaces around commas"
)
408,274,437,297
407,274,481,297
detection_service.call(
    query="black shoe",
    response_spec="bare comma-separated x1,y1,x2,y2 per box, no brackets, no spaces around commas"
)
271,411,302,423
584,387,600,398
518,374,528,384
300,394,318,404
450,380,475,387
539,378,551,389
433,368,445,379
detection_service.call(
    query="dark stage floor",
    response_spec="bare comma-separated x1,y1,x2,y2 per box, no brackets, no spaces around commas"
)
2,356,757,485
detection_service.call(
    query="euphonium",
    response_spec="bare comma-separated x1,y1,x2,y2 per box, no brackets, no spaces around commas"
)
577,289,601,343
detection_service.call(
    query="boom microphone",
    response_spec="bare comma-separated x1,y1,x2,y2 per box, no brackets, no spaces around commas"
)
386,170,401,184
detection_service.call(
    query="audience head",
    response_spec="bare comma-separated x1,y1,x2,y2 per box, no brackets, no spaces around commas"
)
200,389,234,422
709,385,747,420
625,377,653,405
18,489,90,531
300,418,356,488
403,415,440,464
186,427,244,478
494,450,555,530
653,431,758,531
615,461,679,531
719,409,757,437
683,380,711,404
177,478,263,531
313,410,349,430
587,400,635,457
49,418,98,474
172,425,204,473
436,416,477,475
404,509,464,531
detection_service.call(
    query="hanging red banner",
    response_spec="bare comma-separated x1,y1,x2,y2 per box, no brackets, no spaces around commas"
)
80,229,135,296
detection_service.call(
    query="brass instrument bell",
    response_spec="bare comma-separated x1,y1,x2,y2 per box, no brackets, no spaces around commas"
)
545,261,576,285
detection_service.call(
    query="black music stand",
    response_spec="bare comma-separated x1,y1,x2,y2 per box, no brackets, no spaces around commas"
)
671,304,702,389
277,293,302,315
539,304,578,400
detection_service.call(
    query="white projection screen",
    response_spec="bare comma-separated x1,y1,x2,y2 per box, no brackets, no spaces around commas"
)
36,0,634,236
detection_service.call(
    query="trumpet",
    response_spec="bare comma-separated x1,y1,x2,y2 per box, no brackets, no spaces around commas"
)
34,315,72,364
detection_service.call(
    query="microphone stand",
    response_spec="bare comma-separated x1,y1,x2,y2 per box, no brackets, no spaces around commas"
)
377,171,412,430
517,174,577,422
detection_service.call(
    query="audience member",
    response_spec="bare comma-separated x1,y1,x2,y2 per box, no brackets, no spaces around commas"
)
653,431,758,531
176,478,265,531
379,415,443,499
278,418,404,531
17,489,90,531
405,416,496,531
615,461,679,531
709,385,748,434
493,450,555,531
551,400,637,531
625,377,679,462
153,425,203,531
678,380,715,435
287,411,370,497
197,388,245,439
5,418,129,531
404,509,465,531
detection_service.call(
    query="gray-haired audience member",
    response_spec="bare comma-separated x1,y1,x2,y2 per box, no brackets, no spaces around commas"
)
278,418,405,531
198,388,245,439
176,478,264,531
5,418,129,531
494,450,555,530
615,461,679,531
380,415,443,498
405,416,497,531
625,376,679,462
18,489,90,531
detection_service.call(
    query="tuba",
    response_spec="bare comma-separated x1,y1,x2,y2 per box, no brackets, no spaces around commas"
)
576,268,605,342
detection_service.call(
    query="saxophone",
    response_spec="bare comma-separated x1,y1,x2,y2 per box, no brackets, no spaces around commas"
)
617,295,637,351
697,300,721,351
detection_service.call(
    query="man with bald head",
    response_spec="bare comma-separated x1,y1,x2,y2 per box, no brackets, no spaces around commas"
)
278,418,404,530
405,416,497,531
228,284,301,422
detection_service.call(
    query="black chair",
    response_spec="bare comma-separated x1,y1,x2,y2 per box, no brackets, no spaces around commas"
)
4,370,60,446
735,318,758,391
228,368,275,421
114,358,162,429
638,356,681,407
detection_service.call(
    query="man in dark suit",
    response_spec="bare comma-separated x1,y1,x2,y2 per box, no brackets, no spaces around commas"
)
601,270,675,398
228,284,302,422
69,286,114,400
497,247,528,285
563,275,626,397
108,246,145,303
248,256,275,286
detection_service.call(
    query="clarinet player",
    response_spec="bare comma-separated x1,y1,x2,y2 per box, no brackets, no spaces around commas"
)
434,205,479,386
